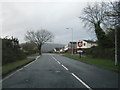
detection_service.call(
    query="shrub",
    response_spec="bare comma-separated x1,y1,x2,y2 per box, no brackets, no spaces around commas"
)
2,37,26,65
84,46,114,61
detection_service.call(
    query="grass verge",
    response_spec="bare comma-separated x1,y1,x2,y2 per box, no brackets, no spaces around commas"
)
34,53,40,56
63,54,120,72
2,58,35,75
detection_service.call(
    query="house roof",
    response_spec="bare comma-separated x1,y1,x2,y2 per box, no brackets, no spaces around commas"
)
54,48,61,51
83,40,96,43
69,42,77,44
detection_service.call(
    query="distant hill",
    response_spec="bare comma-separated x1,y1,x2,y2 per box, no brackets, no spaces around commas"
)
41,43,65,52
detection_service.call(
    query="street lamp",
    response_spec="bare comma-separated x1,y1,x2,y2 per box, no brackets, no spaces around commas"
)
66,28,73,54
115,25,118,65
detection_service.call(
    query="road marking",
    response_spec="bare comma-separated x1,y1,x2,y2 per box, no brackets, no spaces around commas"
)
61,64,68,71
24,56,40,68
71,73,92,90
52,55,68,71
57,61,61,64
51,56,61,64
2,56,40,82
51,55,92,90
36,56,40,60
2,68,23,82
51,55,58,62
24,60,35,67
16,68,23,72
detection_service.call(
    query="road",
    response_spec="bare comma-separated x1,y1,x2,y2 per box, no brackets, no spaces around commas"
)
2,53,118,89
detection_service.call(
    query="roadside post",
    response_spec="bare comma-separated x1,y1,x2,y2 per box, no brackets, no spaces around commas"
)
77,50,83,58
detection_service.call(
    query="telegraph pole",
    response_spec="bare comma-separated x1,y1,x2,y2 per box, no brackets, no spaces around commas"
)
66,28,73,54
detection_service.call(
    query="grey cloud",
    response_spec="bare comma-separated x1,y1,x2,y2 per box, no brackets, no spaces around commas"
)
1,2,94,44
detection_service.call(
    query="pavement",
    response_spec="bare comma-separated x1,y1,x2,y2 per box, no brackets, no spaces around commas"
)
2,53,118,89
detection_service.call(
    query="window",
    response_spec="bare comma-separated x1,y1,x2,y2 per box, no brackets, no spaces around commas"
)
84,43,86,46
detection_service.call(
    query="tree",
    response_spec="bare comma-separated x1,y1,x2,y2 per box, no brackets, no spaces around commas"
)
20,42,37,55
2,37,25,65
25,29,54,55
108,1,120,65
79,2,113,48
107,1,120,26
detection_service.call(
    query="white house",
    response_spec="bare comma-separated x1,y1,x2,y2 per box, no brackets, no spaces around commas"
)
63,40,97,54
54,48,64,53
64,42,78,54
64,44,69,51
78,40,97,49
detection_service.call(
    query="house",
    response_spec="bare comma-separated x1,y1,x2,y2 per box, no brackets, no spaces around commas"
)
53,48,63,53
64,40,97,54
64,42,78,54
78,40,97,49
64,44,69,51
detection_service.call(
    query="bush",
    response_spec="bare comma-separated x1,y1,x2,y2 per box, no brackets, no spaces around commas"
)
2,38,26,65
84,46,114,61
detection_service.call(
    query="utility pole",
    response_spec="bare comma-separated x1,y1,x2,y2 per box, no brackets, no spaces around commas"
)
66,28,73,54
115,25,118,65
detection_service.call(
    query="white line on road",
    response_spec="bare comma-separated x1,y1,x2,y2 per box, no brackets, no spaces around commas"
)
51,55,58,62
51,55,92,90
36,56,40,60
2,67,23,82
2,56,40,82
24,56,40,67
16,68,23,72
61,64,68,71
24,60,35,67
57,61,61,64
51,55,61,65
71,73,92,90
51,55,69,71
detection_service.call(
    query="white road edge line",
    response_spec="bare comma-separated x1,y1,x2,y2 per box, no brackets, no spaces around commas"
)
71,73,92,90
61,65,68,71
36,56,40,60
2,56,40,82
24,56,40,67
2,67,23,82
2,71,17,82
24,60,35,67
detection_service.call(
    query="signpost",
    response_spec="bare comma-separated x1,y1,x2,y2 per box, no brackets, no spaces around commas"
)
78,42,82,47
77,50,83,58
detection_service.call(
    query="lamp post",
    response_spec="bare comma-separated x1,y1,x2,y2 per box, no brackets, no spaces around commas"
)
115,25,118,65
66,28,73,54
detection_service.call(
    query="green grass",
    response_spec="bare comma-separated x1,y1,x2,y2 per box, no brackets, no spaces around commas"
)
63,54,120,71
34,53,40,56
2,58,35,75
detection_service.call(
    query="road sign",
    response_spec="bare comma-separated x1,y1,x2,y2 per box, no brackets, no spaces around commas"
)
77,50,83,53
78,42,82,47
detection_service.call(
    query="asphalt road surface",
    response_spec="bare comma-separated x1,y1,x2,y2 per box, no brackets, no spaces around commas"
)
2,53,118,89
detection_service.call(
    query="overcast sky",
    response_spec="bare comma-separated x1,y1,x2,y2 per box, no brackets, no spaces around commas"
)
0,0,115,44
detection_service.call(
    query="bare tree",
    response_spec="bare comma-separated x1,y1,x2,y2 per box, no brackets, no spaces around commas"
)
109,1,120,65
104,1,120,28
80,2,109,29
25,29,54,55
79,2,112,48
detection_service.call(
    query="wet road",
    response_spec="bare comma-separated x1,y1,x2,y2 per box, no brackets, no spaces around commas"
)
2,54,118,89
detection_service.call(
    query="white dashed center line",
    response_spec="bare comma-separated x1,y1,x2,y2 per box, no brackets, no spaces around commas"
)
51,56,58,62
61,64,68,71
57,61,61,64
71,73,92,90
51,55,92,90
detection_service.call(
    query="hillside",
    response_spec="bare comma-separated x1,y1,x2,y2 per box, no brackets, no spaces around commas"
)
41,43,65,52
